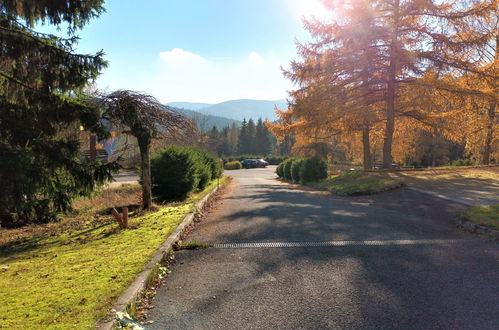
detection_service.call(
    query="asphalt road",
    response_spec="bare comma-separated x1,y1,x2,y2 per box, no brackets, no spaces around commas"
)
108,170,139,188
145,167,499,329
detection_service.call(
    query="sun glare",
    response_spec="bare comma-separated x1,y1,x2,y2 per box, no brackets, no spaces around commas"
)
288,0,330,20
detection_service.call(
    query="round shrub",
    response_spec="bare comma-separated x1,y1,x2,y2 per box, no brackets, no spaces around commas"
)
451,158,475,167
225,160,242,170
266,155,288,165
151,146,201,201
195,158,212,190
201,150,223,179
276,162,285,177
299,156,328,183
291,159,305,183
283,158,295,180
192,148,222,188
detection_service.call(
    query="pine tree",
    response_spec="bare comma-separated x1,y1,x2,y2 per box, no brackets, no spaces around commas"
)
227,122,239,155
255,118,272,155
218,126,231,156
0,0,119,227
247,118,257,154
237,118,250,154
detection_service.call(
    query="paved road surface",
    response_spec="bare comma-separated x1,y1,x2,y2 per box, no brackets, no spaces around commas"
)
390,167,499,206
108,170,139,188
145,167,499,329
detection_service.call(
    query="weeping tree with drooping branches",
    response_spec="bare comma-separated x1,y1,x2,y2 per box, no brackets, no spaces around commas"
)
98,90,194,209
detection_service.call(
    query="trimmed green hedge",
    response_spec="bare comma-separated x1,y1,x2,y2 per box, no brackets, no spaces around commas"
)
225,161,243,170
222,154,288,165
451,158,475,166
291,159,305,183
300,156,328,183
151,146,222,201
276,161,285,177
283,158,295,180
276,156,328,184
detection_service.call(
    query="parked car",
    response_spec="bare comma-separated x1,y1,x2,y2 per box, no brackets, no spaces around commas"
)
372,163,401,170
256,159,269,167
241,159,258,169
241,159,269,169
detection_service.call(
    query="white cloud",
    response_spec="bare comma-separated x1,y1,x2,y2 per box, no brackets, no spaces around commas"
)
159,48,206,64
248,51,265,67
97,48,292,104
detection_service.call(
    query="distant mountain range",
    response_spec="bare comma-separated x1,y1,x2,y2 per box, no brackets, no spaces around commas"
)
166,106,240,132
167,99,288,122
166,102,213,111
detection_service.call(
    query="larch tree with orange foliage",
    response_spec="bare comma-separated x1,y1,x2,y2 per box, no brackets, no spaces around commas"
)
269,0,497,168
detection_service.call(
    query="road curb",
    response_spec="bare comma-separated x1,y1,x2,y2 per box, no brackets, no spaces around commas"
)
407,187,474,207
98,183,222,330
457,218,499,239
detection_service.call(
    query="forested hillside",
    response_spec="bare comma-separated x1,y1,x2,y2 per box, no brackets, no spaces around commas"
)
172,107,240,132
169,99,288,121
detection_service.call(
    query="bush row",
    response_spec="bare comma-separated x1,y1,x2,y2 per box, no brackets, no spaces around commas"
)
222,154,288,165
224,161,242,170
276,156,328,183
151,146,222,201
451,158,475,166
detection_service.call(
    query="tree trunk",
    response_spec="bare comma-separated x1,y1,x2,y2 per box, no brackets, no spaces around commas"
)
481,102,496,165
89,135,97,161
482,33,499,165
362,125,372,170
382,1,400,169
138,138,152,209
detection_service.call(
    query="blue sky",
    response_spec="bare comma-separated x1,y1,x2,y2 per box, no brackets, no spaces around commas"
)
39,0,328,103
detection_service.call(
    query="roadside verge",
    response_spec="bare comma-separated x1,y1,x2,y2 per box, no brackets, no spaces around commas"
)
99,177,229,329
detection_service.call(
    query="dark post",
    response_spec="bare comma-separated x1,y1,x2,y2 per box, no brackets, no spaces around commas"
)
89,135,97,161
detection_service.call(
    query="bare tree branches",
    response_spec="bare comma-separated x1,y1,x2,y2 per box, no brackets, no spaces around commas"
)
98,90,194,141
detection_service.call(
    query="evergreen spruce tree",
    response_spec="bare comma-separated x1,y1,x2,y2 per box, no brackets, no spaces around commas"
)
255,118,272,155
228,122,239,155
218,126,231,156
237,118,249,154
247,118,256,154
0,0,119,227
209,126,220,140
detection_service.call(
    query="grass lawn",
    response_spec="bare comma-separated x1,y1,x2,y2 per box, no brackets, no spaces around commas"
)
0,178,227,329
318,171,403,196
462,203,499,231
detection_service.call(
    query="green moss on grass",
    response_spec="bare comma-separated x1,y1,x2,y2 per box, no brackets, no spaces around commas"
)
0,177,228,329
321,171,403,196
462,203,499,231
175,240,212,250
